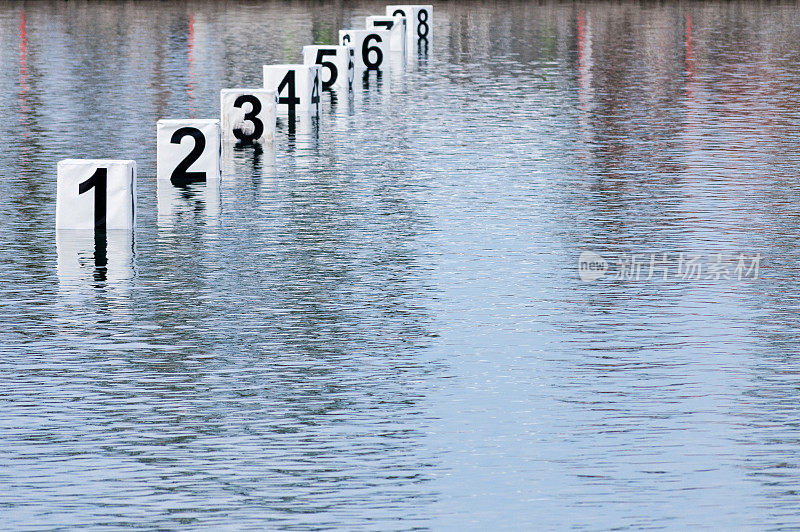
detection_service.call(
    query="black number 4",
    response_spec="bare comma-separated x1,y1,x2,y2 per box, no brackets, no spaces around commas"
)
311,70,320,107
277,70,301,115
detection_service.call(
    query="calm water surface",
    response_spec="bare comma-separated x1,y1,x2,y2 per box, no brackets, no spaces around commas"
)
2,1,800,529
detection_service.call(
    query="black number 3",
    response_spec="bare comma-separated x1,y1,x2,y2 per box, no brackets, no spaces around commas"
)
232,94,264,143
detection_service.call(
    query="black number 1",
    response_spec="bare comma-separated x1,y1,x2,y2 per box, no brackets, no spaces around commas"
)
79,167,107,231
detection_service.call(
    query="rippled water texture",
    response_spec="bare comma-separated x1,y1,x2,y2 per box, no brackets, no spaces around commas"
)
3,1,800,528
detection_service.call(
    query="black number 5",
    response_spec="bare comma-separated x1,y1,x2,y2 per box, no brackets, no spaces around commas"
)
170,127,206,186
315,49,338,89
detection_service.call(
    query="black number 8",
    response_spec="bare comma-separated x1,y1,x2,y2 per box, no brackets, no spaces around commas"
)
417,9,429,40
232,94,263,143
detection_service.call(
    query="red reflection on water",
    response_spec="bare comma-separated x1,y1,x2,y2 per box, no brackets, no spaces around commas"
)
577,10,593,157
187,13,196,118
685,15,694,92
19,9,31,172
19,10,29,123
684,14,700,151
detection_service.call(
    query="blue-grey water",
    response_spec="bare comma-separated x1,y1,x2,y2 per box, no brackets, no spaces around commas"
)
2,1,800,529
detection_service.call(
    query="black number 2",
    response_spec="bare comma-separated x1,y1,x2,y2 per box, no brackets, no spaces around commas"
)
170,127,206,186
78,167,107,231
233,94,263,142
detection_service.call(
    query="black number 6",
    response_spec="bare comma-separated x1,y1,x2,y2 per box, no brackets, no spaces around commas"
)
170,127,206,186
363,34,383,70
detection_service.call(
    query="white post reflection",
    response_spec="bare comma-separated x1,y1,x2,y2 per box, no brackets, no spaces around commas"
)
353,67,392,108
157,178,221,228
222,141,276,181
56,231,136,317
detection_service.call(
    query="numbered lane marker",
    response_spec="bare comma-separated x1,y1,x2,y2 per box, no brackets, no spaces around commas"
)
157,119,222,185
302,45,355,92
220,89,277,144
339,30,391,71
56,159,136,230
385,5,432,53
366,15,407,56
263,65,321,116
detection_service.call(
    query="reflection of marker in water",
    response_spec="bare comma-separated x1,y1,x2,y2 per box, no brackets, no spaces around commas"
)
157,174,221,226
56,230,134,286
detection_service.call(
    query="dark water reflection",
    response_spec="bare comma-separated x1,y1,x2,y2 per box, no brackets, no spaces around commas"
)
2,1,800,528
